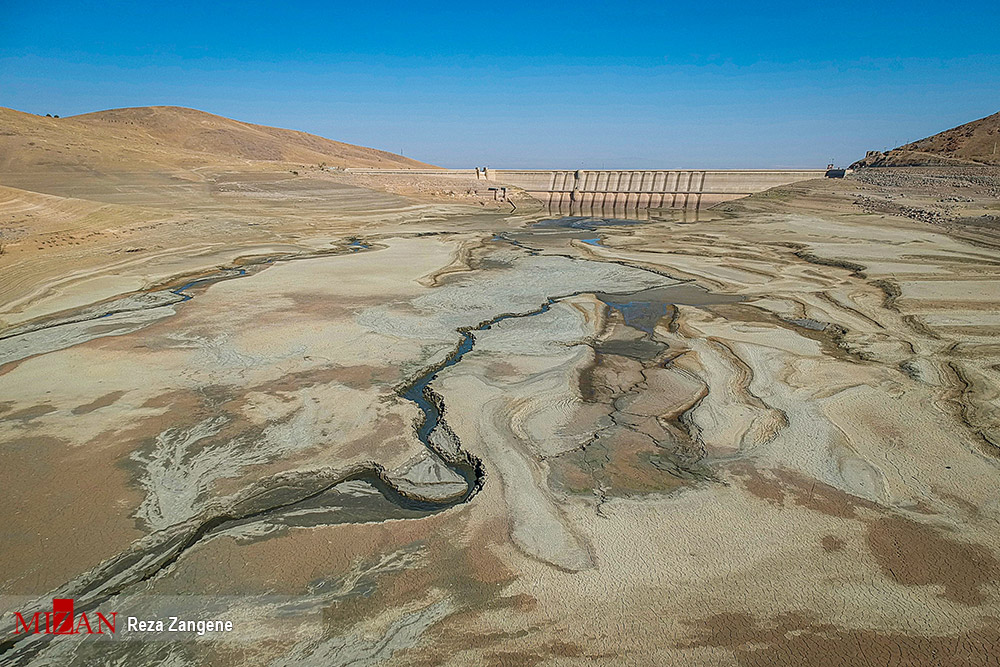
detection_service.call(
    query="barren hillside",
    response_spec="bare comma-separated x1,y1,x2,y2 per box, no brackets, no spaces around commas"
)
853,111,1000,168
0,105,434,175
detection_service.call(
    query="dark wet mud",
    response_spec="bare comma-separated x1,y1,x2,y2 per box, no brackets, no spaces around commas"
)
596,285,744,334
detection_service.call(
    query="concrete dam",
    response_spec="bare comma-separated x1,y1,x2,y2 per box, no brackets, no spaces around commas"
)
344,167,828,210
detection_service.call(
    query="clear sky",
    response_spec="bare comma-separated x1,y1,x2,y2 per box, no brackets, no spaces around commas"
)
2,1,998,168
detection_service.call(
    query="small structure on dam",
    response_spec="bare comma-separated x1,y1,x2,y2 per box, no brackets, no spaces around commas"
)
345,167,828,211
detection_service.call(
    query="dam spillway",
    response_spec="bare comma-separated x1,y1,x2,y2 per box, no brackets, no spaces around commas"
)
485,168,827,209
343,167,828,210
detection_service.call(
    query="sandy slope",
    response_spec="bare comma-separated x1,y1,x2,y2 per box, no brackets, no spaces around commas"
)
0,105,434,173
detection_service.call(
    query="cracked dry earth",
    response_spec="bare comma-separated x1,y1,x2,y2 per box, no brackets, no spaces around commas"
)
1,177,1000,666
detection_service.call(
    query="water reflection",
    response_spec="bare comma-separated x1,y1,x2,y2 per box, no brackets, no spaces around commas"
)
543,202,704,222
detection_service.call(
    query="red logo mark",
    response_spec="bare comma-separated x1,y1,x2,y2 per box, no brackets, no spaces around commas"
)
12,599,116,635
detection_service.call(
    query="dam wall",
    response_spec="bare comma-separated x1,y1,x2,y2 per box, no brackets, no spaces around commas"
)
343,168,827,210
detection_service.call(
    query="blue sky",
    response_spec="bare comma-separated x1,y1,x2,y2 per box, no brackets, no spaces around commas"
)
2,1,998,168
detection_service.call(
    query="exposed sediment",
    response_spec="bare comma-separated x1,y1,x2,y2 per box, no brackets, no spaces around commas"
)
0,232,682,662
4,168,1000,665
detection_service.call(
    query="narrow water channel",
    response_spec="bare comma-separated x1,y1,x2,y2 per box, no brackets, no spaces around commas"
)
1,218,705,663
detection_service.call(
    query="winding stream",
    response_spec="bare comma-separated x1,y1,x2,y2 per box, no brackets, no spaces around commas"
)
1,217,731,663
0,232,638,662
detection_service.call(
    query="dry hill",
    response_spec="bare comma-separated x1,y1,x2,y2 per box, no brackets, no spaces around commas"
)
0,105,444,326
853,111,1000,168
0,105,434,175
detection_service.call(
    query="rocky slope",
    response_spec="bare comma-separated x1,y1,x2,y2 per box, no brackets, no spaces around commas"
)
852,111,1000,168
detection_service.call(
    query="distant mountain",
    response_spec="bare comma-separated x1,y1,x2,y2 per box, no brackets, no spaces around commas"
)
0,105,434,174
852,111,1000,168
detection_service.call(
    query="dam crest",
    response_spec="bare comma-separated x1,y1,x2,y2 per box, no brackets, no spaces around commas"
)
345,167,828,209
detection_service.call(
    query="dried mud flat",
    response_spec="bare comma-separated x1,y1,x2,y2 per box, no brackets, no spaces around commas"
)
1,169,1000,666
